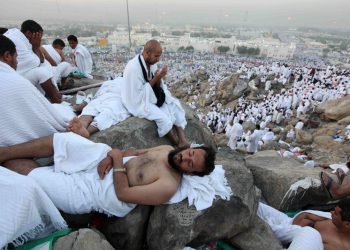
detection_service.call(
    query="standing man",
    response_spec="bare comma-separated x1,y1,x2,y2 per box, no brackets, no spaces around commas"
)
122,39,189,147
67,35,93,79
227,120,244,150
4,20,62,103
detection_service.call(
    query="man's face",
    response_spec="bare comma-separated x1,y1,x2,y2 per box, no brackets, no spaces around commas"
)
5,51,18,70
53,44,64,51
168,147,206,175
144,48,162,66
331,206,344,227
68,40,77,49
25,31,43,44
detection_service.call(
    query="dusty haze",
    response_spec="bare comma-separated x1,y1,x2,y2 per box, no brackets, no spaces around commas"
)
1,0,350,29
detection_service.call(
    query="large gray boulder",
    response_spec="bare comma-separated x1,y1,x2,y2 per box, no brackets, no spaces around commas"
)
101,205,152,250
317,95,350,121
53,229,114,250
147,148,260,250
91,105,215,149
245,150,327,211
229,216,282,250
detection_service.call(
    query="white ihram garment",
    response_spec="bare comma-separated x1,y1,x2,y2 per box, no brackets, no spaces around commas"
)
73,44,93,79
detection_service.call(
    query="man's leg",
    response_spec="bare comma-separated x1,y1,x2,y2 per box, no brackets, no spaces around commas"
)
41,79,62,103
2,159,39,175
0,136,54,164
175,126,189,148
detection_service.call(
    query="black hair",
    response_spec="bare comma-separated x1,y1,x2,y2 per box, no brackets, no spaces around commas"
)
0,27,8,35
20,20,43,33
338,198,350,222
52,38,65,48
192,145,216,177
67,35,78,43
0,35,16,57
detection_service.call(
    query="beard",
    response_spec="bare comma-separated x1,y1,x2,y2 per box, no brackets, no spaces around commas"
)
167,146,189,173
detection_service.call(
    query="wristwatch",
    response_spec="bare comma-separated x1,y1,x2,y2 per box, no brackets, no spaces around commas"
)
113,167,126,173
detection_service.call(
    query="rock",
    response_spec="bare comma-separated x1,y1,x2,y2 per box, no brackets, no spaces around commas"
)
101,206,152,250
260,141,280,151
243,121,256,132
214,133,228,147
147,148,260,250
312,123,342,137
53,228,114,250
319,96,350,121
338,116,350,126
295,130,313,145
312,136,350,164
91,104,215,150
229,216,282,250
245,150,327,211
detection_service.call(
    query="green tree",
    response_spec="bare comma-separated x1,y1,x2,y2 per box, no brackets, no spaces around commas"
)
217,46,230,53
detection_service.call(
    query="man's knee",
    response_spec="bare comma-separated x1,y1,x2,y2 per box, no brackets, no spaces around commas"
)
3,159,39,175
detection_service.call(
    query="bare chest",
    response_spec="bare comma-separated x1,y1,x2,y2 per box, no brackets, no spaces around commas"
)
125,154,163,186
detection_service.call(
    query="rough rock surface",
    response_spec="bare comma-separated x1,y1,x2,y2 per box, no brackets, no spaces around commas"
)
317,96,350,121
229,216,282,250
53,229,114,250
147,148,260,250
245,150,328,211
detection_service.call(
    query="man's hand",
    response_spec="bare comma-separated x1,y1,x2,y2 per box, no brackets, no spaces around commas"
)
30,32,42,49
155,64,168,79
97,155,113,180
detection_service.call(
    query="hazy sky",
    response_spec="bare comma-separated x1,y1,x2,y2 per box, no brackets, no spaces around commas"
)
2,0,350,30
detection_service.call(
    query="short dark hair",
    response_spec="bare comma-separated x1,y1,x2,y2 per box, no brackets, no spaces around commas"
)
338,198,350,222
239,120,244,124
67,35,78,43
52,38,65,48
0,35,16,57
192,145,216,177
0,27,8,35
20,20,43,33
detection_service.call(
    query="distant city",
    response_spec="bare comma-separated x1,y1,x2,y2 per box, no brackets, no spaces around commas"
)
3,21,349,80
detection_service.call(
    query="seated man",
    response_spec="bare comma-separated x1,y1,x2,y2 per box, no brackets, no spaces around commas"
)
40,38,74,89
4,20,62,103
0,132,215,217
67,35,93,79
0,35,74,147
320,155,350,200
258,199,350,249
122,39,189,147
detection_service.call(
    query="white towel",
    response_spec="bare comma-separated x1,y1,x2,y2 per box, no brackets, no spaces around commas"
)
287,226,323,250
0,167,67,248
0,61,72,147
167,165,233,210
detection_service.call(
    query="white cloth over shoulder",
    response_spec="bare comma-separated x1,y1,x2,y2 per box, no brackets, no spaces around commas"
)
4,28,40,74
167,165,233,210
73,44,93,78
0,61,73,146
0,166,67,248
42,44,62,65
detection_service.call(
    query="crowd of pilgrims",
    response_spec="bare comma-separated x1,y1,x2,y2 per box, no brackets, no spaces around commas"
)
154,52,350,156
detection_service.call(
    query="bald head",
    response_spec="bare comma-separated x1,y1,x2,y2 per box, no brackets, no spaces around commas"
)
143,39,162,53
142,39,162,66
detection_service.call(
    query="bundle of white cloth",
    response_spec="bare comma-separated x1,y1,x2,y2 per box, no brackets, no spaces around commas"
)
0,61,74,147
0,166,67,248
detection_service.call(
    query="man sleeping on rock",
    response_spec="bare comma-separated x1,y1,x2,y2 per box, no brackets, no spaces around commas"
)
0,132,215,217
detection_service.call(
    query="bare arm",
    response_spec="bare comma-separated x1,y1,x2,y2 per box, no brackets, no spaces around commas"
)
293,212,328,227
109,148,177,205
41,81,62,103
40,46,57,66
56,49,66,62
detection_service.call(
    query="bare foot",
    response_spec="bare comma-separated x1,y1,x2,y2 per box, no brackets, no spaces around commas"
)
178,140,190,148
67,117,90,138
73,102,87,113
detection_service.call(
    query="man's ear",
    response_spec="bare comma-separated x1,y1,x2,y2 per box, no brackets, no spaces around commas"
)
344,221,350,229
2,51,11,62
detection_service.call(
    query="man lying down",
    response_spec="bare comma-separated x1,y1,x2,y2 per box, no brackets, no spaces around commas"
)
0,132,216,217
